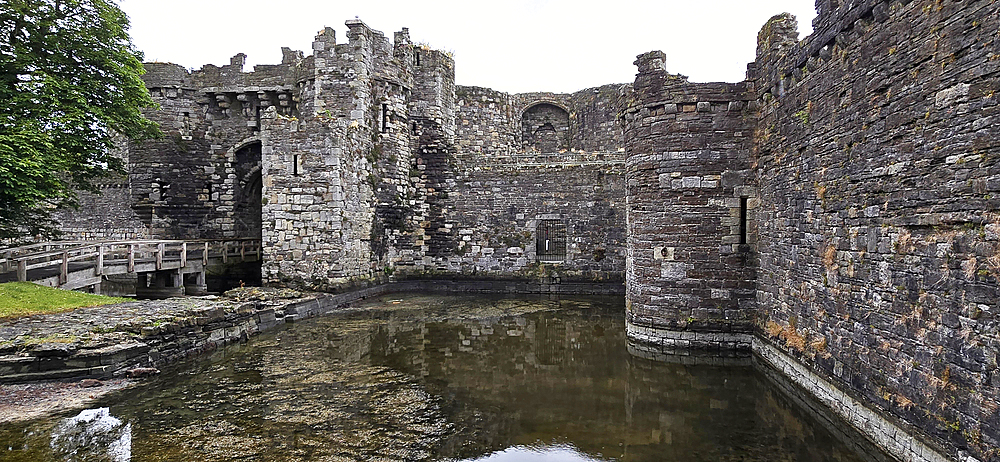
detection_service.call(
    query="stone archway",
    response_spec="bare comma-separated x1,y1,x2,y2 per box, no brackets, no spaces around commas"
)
522,103,570,153
234,141,262,239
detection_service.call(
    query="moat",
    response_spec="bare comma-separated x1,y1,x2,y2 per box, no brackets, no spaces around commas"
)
0,294,888,461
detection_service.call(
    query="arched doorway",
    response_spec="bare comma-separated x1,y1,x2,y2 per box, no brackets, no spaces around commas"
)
234,142,262,239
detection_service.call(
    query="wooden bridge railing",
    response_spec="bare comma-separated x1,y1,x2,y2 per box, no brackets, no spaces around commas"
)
0,239,261,284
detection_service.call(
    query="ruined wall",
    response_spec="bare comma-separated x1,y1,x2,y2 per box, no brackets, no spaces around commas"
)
753,2,1000,460
406,82,628,282
622,51,758,349
565,84,628,153
55,136,150,241
454,85,625,157
402,64,628,283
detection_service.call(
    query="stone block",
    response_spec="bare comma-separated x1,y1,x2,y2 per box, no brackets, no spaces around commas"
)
661,262,688,281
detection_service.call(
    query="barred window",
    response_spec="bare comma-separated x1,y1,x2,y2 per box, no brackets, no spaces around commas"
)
536,220,567,262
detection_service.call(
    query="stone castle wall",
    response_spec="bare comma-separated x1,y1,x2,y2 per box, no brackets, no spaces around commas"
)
750,1,1000,460
621,51,758,346
53,181,150,241
126,57,299,239
69,19,628,290
260,21,420,290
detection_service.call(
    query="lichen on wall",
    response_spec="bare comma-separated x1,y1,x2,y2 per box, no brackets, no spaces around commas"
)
752,2,1000,460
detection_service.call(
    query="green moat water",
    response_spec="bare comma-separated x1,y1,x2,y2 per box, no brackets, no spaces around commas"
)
1,294,887,461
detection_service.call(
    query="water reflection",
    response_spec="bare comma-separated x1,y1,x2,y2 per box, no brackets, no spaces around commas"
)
0,294,885,461
455,444,604,462
50,408,131,462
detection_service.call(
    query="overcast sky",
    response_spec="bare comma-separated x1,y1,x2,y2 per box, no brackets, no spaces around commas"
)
118,0,817,94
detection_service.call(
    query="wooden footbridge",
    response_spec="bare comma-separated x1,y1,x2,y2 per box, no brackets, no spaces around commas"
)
0,239,261,297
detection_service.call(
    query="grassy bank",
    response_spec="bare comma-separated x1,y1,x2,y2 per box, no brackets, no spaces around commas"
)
0,282,130,319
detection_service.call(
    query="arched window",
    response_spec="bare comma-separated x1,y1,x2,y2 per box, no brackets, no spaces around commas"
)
522,103,570,153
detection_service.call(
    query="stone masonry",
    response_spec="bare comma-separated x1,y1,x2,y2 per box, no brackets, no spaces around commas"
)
51,1,1000,460
751,2,1000,461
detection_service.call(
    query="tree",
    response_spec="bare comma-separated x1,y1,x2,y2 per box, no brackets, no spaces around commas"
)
0,0,159,242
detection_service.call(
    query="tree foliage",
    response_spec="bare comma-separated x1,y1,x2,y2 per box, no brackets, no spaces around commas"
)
0,0,159,242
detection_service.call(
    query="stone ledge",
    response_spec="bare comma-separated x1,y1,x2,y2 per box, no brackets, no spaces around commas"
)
625,320,754,352
625,323,960,462
752,338,956,462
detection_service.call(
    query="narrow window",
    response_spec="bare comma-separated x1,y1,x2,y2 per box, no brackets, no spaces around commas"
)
415,51,420,66
739,196,749,245
381,104,389,133
293,154,300,176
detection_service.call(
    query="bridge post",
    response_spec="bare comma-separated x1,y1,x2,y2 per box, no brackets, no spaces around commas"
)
17,260,26,282
60,252,68,285
128,245,135,272
96,244,104,276
240,241,246,261
181,242,187,267
203,242,209,266
156,243,164,270
223,242,229,264
184,270,208,296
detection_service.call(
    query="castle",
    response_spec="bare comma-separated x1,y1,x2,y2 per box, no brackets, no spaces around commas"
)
55,0,1000,460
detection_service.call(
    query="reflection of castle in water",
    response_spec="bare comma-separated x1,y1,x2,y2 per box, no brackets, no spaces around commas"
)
0,296,887,462
290,296,879,462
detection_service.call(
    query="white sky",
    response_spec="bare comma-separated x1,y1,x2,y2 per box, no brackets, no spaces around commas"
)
118,0,816,94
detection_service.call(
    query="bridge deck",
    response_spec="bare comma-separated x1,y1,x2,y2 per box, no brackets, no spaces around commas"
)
0,239,261,291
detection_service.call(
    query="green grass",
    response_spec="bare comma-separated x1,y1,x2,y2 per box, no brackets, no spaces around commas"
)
0,282,130,319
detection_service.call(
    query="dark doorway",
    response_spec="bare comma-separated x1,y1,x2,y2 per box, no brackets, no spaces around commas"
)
234,142,262,239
